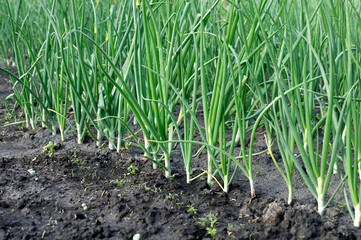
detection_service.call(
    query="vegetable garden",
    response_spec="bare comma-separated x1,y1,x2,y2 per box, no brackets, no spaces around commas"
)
1,0,361,239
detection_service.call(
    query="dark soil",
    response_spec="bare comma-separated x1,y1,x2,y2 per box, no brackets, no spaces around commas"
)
1,66,361,240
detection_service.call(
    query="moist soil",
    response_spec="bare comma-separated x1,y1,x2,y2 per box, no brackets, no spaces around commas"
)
1,68,361,240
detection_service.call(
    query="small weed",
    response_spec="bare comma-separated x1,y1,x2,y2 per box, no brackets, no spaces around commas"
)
334,200,345,213
255,167,263,176
143,184,150,191
3,112,12,121
110,179,122,186
166,193,176,200
248,232,259,240
196,213,218,239
207,228,217,239
43,141,56,157
152,185,162,193
98,142,106,151
127,163,138,175
187,204,197,214
71,152,79,164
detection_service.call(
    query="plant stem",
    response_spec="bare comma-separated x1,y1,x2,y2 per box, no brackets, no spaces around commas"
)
76,123,83,145
355,204,361,227
109,130,115,150
287,186,293,205
164,152,171,179
223,175,229,193
207,150,213,187
317,177,325,216
250,179,255,199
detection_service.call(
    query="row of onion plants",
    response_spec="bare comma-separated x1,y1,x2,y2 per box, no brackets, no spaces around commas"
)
2,0,361,226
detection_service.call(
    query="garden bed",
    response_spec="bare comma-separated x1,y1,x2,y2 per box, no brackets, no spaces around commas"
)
0,66,360,240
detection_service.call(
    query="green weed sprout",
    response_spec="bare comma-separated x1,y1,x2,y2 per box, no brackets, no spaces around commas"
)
43,141,56,157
